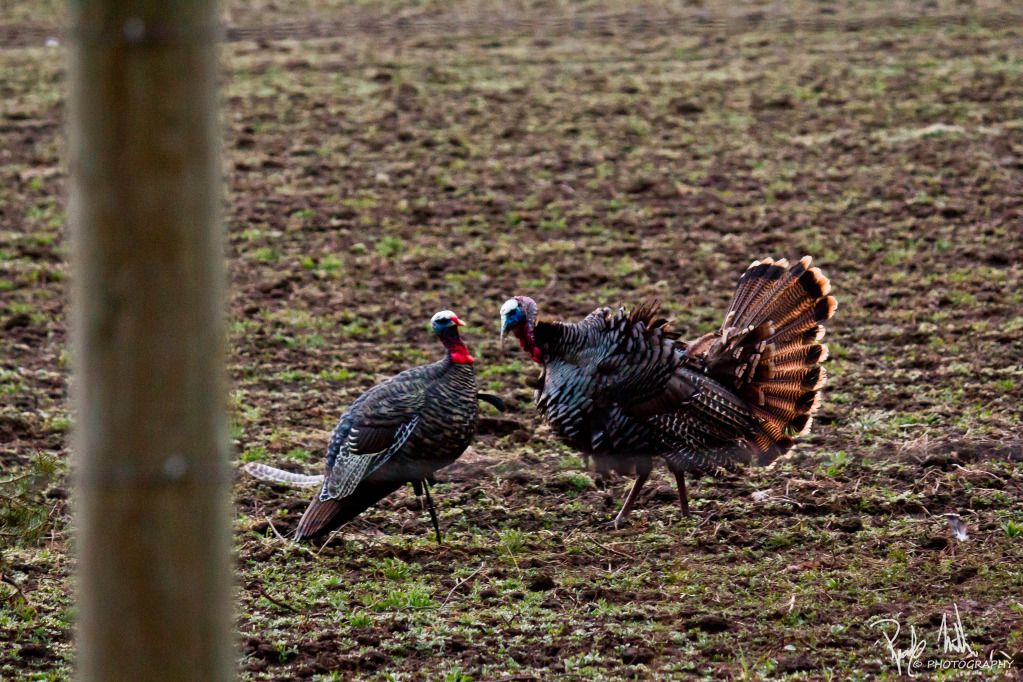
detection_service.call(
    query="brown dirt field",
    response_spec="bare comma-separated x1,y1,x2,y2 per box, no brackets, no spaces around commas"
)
2,2,1022,679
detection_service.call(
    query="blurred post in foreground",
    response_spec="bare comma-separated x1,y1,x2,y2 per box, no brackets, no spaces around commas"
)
68,1,231,679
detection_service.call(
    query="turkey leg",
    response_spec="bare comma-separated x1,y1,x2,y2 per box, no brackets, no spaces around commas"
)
673,470,690,517
611,470,650,528
422,479,443,544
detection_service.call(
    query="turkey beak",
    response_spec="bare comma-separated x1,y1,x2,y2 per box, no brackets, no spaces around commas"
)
452,315,464,327
500,317,511,354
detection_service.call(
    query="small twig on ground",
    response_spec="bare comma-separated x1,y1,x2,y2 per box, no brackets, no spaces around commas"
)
753,493,805,508
266,516,289,542
316,531,338,555
589,539,633,559
266,516,321,562
952,464,1007,485
694,512,718,529
257,586,302,614
442,563,485,606
1,574,29,606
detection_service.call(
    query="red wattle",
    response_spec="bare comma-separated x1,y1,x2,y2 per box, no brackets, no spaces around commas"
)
513,325,544,364
449,347,475,365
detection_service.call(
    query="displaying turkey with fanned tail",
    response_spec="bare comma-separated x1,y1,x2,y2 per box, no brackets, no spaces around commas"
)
244,310,504,543
500,256,836,525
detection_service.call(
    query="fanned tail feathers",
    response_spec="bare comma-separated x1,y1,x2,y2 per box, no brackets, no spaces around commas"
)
700,256,836,465
243,462,324,487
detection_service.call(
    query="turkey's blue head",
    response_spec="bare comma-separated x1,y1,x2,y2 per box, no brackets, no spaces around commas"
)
431,309,464,333
500,296,542,363
432,310,473,364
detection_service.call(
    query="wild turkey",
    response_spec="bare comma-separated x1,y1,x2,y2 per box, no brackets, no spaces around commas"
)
245,310,504,542
500,256,836,525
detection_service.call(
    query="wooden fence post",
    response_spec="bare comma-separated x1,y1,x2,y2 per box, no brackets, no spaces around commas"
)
68,1,232,679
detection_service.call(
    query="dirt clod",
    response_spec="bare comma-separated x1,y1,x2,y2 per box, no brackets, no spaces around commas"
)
687,615,731,633
528,573,556,591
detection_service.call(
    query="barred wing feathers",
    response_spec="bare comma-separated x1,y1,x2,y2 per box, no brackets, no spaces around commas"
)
320,365,434,501
533,303,690,453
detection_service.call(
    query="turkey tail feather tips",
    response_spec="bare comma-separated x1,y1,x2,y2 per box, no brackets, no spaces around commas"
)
704,256,836,466
294,498,342,541
293,480,406,542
